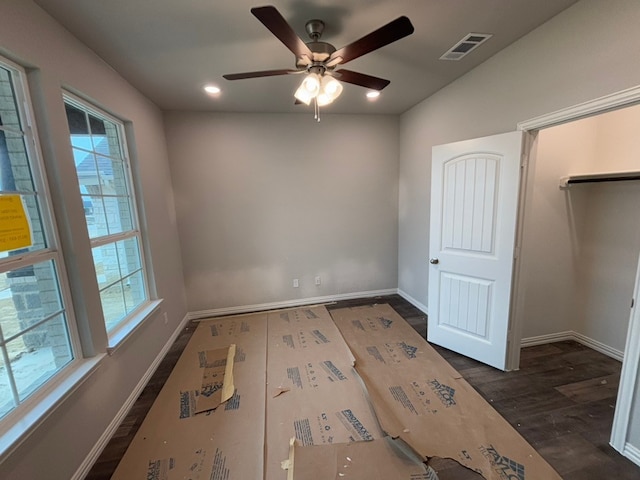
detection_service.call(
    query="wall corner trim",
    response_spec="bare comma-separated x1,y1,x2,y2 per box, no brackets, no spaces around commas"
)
397,289,428,315
621,442,640,468
71,313,192,480
520,331,623,362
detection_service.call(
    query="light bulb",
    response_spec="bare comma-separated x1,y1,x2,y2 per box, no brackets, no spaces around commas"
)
295,73,322,105
303,74,320,94
316,92,332,107
323,78,341,95
203,85,221,95
319,76,343,105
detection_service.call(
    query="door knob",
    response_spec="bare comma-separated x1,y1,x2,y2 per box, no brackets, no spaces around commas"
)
429,258,439,264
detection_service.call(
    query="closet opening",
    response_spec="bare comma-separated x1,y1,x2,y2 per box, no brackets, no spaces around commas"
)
516,100,640,462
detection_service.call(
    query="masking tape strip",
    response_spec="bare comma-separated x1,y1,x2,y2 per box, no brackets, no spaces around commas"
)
221,343,236,403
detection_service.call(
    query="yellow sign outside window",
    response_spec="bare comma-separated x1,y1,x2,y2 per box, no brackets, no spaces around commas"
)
0,194,33,253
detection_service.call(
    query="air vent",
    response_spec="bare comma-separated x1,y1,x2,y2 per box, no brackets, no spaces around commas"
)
440,33,493,61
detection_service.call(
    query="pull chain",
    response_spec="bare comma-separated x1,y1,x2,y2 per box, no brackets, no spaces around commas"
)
314,97,320,122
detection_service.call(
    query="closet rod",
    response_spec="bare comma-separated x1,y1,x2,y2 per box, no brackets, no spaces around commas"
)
559,171,640,188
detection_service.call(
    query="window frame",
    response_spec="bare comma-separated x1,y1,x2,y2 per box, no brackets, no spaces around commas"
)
0,56,89,451
62,92,155,347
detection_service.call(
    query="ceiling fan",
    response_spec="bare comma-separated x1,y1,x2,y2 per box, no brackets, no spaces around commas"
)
223,5,414,116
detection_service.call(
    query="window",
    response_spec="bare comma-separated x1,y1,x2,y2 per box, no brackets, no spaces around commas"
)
63,96,149,336
0,59,77,421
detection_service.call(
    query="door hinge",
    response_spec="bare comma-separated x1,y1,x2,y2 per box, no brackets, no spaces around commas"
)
632,298,635,309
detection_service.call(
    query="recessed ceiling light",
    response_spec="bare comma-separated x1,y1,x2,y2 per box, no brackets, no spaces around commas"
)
366,91,380,100
204,85,221,95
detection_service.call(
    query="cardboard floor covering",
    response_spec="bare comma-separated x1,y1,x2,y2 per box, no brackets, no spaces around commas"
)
112,306,434,480
111,313,268,480
111,303,560,480
330,303,563,480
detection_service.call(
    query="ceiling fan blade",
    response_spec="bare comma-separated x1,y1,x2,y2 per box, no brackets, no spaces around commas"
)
223,69,299,80
251,6,313,59
334,69,390,91
328,16,414,65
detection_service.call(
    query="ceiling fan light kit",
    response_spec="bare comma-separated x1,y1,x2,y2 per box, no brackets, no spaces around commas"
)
223,5,414,121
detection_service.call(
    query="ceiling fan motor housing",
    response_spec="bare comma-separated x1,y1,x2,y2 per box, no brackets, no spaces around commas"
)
296,41,336,68
295,19,337,68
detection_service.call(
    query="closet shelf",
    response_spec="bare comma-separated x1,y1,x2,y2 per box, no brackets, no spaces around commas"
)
559,171,640,189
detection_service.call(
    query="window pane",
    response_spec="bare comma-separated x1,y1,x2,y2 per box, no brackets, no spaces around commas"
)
0,260,64,337
73,148,98,183
92,243,120,290
64,103,89,135
0,68,21,129
0,123,48,253
124,270,145,314
88,114,106,135
0,129,35,193
101,282,126,332
7,313,72,402
0,193,46,254
0,260,72,418
20,193,47,251
93,237,146,330
109,158,129,197
0,352,15,419
117,237,142,277
104,195,133,234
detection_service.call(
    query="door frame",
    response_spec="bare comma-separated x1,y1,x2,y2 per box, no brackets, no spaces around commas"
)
611,252,640,459
513,84,640,460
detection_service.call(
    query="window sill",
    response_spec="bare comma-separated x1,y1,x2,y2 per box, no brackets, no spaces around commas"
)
106,299,163,354
0,355,104,462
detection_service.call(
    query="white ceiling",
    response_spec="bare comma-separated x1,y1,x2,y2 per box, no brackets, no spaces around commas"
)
34,0,579,114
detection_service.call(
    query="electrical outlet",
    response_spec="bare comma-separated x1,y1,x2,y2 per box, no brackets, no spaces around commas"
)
315,276,321,286
293,278,299,288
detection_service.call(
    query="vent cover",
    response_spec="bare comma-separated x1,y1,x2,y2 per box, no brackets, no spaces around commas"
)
440,33,493,61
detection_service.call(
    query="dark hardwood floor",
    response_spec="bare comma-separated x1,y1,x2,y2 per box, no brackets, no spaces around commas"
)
85,294,640,479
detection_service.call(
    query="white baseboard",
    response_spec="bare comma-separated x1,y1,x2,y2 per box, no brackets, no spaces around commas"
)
71,313,191,480
520,331,575,347
573,331,624,362
521,330,624,362
187,288,398,320
622,442,640,468
397,289,428,315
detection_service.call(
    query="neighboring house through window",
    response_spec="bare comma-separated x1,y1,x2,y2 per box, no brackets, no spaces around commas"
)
63,96,149,337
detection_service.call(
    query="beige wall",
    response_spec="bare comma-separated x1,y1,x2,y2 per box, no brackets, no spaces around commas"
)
521,106,640,352
164,112,399,312
398,0,640,451
0,1,186,479
519,118,598,339
399,0,640,308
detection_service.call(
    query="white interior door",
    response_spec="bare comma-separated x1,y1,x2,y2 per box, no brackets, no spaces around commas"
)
428,131,524,370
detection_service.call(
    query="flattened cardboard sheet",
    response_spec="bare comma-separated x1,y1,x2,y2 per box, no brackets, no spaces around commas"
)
111,314,267,480
330,304,563,480
194,344,236,414
290,437,438,480
265,305,385,480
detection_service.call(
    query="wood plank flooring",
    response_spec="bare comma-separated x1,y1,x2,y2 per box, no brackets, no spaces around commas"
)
85,294,640,479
